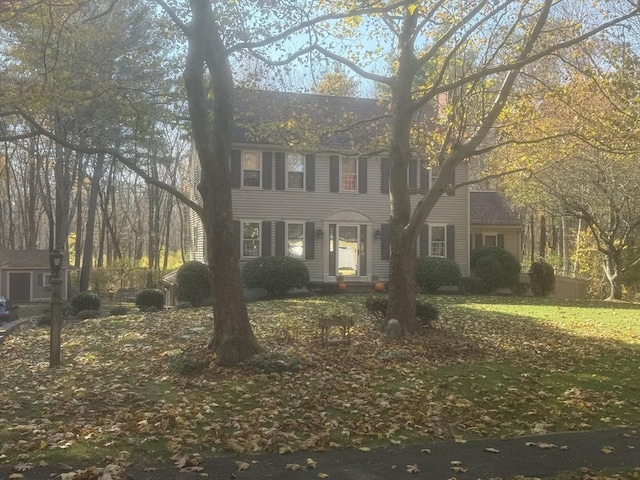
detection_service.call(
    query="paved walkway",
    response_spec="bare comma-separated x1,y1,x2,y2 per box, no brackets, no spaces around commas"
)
0,427,637,479
0,317,32,345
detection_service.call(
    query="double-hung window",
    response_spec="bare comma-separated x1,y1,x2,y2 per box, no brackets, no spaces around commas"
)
430,167,439,187
430,225,446,258
242,151,261,188
483,234,497,248
242,221,261,258
341,157,358,191
287,223,304,258
287,153,304,189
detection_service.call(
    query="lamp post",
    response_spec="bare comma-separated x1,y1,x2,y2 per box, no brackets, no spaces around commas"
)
49,249,63,368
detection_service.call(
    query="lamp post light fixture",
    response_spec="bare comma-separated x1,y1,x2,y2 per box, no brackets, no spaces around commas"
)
49,249,64,368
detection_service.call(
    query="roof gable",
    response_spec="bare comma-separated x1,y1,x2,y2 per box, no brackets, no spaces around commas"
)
470,191,522,226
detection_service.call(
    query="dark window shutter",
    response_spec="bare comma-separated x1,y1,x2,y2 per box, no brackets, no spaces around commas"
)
447,224,455,259
420,164,429,191
275,152,285,190
358,157,368,193
409,159,417,190
359,225,367,276
380,157,389,194
37,273,43,287
233,221,241,254
305,154,315,191
330,155,339,192
474,233,483,249
497,233,505,248
262,152,272,190
381,223,390,261
275,221,285,256
329,224,336,276
420,224,429,257
261,221,272,256
305,222,315,260
231,150,241,189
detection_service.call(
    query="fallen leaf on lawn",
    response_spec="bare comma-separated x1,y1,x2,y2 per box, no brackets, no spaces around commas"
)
452,466,468,473
454,436,467,444
58,474,76,480
173,454,189,468
306,458,317,469
8,474,24,480
601,446,615,454
450,461,462,466
525,442,557,449
235,461,250,471
358,447,371,452
286,463,302,471
421,449,431,454
317,474,329,478
560,446,569,450
406,464,420,474
143,467,158,472
279,445,293,455
484,448,500,453
12,464,33,472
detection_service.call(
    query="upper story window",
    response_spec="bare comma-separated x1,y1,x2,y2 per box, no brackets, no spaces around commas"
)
287,153,304,189
430,225,446,258
341,157,358,191
242,151,261,188
242,221,261,258
287,222,304,258
430,167,438,187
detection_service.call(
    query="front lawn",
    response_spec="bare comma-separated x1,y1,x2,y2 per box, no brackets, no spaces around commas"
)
0,295,638,466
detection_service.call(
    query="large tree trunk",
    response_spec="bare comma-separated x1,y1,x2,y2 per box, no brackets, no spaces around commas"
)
185,0,262,362
603,253,623,300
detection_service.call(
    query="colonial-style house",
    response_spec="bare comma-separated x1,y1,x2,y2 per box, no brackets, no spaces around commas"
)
187,90,521,287
0,250,70,303
469,191,522,259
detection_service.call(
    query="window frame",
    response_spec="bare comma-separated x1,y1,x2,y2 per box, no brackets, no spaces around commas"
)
430,224,447,258
430,167,439,187
286,153,305,190
241,150,262,188
340,156,358,192
482,232,498,248
286,221,305,258
241,220,261,258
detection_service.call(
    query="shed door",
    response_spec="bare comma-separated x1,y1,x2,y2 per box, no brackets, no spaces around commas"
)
9,273,31,302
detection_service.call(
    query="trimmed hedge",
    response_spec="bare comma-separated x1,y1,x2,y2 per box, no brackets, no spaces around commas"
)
70,292,101,315
176,261,212,307
364,295,438,327
529,260,556,296
470,246,521,291
415,256,461,293
243,256,309,298
135,288,164,310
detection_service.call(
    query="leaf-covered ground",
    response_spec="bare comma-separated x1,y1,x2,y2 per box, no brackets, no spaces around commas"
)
0,294,639,467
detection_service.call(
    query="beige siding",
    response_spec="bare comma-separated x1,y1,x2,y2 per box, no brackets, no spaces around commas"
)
470,226,521,263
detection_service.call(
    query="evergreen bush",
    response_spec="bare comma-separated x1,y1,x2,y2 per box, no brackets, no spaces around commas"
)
242,256,309,298
473,256,503,292
529,260,556,297
77,309,101,320
109,306,129,316
176,261,212,307
70,292,101,315
415,256,461,293
470,246,521,290
364,295,438,327
135,288,164,310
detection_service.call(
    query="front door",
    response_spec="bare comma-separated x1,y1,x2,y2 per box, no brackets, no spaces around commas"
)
337,225,359,277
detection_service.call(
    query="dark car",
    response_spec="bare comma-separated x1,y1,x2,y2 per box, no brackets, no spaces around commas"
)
0,296,19,324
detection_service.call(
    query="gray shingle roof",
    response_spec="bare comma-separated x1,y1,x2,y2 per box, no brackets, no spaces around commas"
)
470,191,522,226
0,250,69,269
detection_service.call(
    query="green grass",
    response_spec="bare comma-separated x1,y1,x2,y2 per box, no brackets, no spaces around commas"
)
0,294,639,466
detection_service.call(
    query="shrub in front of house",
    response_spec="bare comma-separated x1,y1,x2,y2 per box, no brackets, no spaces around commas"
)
364,295,438,328
176,261,212,307
470,246,521,290
242,256,309,298
70,292,101,315
415,256,461,293
529,260,556,297
135,288,164,310
473,256,503,292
